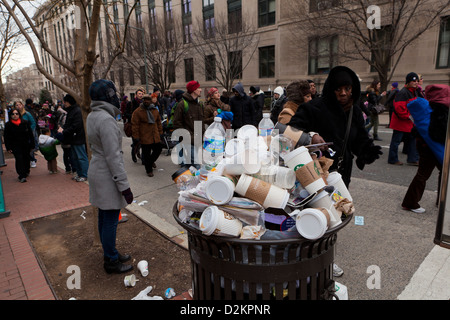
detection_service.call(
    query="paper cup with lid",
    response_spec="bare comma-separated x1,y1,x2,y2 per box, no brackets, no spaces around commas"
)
225,138,246,158
205,175,236,205
199,206,243,237
295,208,330,240
235,174,289,209
307,190,342,228
283,146,325,194
326,171,353,202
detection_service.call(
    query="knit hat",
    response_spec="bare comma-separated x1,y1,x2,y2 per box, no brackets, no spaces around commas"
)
392,82,398,89
186,80,200,93
63,94,77,106
333,69,353,90
153,86,160,93
174,89,185,101
142,94,152,100
249,86,260,94
406,72,419,84
274,86,284,96
207,87,219,98
89,79,120,108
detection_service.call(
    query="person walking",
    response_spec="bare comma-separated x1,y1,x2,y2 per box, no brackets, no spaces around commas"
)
173,80,204,167
131,93,163,177
86,79,134,274
58,94,89,181
15,100,38,168
388,72,420,166
4,108,35,182
365,80,386,141
385,82,399,127
125,88,145,163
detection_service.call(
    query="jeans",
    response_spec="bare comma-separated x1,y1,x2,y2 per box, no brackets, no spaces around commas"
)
98,209,120,261
402,139,442,209
388,130,418,164
71,144,89,178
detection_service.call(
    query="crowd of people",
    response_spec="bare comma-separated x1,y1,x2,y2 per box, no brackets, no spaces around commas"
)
3,66,448,275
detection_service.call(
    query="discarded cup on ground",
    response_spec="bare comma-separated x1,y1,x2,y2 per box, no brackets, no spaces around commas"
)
137,260,149,277
165,287,176,299
124,274,138,287
235,174,289,209
199,206,243,237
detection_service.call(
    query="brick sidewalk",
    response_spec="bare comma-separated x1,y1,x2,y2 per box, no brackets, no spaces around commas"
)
0,153,90,300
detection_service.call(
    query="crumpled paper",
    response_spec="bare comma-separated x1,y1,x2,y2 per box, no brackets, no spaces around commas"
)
131,286,164,300
334,198,355,216
240,225,266,240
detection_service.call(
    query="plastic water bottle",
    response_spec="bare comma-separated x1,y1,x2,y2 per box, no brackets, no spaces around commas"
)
203,117,225,165
258,113,274,137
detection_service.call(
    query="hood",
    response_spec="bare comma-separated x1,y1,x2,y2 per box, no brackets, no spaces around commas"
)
38,135,53,146
322,66,361,105
90,100,120,117
274,86,284,97
425,84,450,107
232,82,246,98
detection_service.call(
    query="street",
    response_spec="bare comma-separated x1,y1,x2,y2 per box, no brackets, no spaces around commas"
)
56,113,446,300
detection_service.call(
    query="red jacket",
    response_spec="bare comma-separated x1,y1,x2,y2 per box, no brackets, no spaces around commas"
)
389,86,417,132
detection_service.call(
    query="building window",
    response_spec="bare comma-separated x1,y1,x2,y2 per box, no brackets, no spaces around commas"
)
149,0,158,51
258,0,275,28
308,35,338,75
228,0,242,34
185,58,194,82
123,0,129,18
370,25,392,73
203,0,215,38
205,54,216,81
259,46,275,78
168,61,176,83
129,68,135,86
182,0,192,44
229,51,242,79
140,65,146,85
309,0,341,13
437,16,450,69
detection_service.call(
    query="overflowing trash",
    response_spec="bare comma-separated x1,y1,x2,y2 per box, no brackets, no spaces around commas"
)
175,116,355,241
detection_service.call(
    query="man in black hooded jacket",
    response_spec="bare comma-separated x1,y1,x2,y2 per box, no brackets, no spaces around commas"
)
229,82,256,129
288,66,382,187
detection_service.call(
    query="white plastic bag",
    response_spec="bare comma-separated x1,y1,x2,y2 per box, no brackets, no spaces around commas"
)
131,286,164,300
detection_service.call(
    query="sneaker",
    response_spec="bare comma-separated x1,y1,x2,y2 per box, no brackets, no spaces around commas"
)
30,161,36,168
402,206,426,214
71,174,79,180
76,176,87,182
333,263,344,277
19,178,27,183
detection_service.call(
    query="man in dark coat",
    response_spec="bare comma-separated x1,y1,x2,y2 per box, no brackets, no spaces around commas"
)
229,82,256,129
58,94,89,182
288,66,382,188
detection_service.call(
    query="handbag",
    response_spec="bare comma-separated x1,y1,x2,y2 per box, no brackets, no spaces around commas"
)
373,103,385,114
124,122,132,137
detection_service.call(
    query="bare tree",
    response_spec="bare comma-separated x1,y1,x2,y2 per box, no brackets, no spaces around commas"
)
190,12,260,91
0,1,27,111
286,0,450,89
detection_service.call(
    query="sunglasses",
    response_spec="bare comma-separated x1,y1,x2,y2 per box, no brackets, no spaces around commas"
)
11,112,19,115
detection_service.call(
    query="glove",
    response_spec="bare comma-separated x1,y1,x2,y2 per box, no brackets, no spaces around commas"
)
365,145,382,164
122,188,134,204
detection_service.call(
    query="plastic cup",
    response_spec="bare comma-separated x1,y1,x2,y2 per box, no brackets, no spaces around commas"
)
225,138,246,157
295,208,330,240
223,149,261,175
307,190,342,228
235,174,289,209
205,175,236,205
124,274,138,287
326,171,353,202
237,125,258,141
282,146,325,194
256,165,296,189
137,260,149,277
199,206,243,237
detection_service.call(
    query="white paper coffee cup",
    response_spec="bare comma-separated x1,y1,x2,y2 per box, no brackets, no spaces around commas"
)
283,146,325,193
205,175,236,205
307,190,342,228
199,206,242,237
295,208,330,240
223,149,261,175
137,260,149,277
235,174,289,209
326,172,352,202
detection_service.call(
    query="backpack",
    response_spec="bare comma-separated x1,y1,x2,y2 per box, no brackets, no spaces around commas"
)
167,99,189,128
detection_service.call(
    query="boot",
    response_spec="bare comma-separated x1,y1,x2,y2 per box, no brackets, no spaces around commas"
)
131,149,137,163
103,253,131,263
104,257,133,274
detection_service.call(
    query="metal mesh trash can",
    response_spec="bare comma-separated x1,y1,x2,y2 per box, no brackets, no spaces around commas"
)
173,203,352,300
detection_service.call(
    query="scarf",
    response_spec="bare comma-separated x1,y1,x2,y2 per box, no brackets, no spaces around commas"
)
142,103,156,124
11,118,21,126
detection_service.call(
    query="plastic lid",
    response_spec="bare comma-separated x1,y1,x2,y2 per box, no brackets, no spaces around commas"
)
281,146,308,164
295,208,328,240
214,117,222,122
237,125,258,140
326,171,341,184
199,206,220,235
205,176,235,205
171,167,190,182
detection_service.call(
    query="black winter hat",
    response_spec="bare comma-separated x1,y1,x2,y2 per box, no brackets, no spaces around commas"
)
406,72,419,84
